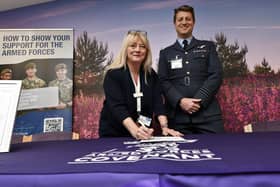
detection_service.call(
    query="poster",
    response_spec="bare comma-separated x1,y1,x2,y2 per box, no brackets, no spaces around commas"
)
0,29,73,142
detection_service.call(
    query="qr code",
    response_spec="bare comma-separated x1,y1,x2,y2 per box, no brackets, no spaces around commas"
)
43,117,63,133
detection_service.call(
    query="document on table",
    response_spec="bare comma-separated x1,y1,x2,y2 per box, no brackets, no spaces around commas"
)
140,136,197,143
124,136,198,144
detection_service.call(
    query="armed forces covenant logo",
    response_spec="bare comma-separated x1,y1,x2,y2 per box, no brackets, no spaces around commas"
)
68,141,222,164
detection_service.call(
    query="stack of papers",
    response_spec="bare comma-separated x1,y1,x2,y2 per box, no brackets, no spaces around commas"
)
124,136,197,144
140,136,197,143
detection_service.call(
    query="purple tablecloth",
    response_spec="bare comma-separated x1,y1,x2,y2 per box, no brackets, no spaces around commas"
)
160,174,280,187
1,132,280,186
0,173,160,187
1,173,280,187
1,132,280,175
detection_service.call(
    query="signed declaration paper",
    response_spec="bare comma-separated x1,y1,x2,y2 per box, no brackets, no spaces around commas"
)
0,80,22,152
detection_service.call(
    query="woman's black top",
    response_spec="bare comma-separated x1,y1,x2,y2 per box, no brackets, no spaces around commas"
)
99,67,165,137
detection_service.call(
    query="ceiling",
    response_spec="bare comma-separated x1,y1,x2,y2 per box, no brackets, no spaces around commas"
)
0,0,55,12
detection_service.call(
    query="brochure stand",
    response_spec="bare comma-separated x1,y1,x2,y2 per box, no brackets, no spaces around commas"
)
0,80,22,152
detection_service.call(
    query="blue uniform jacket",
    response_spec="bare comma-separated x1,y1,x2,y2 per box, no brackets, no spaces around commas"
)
158,37,223,123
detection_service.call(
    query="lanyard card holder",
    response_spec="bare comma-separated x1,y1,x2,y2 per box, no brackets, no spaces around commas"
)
137,115,152,127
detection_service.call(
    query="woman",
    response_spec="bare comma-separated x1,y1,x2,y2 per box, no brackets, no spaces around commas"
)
99,30,183,140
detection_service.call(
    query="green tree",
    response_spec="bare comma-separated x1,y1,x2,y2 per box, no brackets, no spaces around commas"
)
75,31,112,92
214,33,249,78
253,57,274,75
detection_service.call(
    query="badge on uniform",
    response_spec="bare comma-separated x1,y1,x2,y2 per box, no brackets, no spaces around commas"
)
198,45,206,49
193,45,207,53
137,115,152,127
171,58,183,69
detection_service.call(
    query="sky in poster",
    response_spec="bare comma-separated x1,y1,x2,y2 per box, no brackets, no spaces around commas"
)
0,0,279,71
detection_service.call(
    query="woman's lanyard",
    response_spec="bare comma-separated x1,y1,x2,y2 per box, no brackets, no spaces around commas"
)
130,71,143,114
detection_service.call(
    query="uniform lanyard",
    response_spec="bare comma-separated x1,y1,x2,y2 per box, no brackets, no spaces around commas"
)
130,71,143,113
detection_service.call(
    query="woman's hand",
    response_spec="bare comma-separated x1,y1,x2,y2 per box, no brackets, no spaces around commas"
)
158,115,183,136
123,117,153,140
162,127,184,137
133,125,154,140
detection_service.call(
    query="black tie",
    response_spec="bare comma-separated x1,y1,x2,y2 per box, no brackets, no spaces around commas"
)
183,40,188,50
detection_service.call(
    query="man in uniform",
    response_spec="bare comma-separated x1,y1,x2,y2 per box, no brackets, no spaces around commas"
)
0,68,12,80
49,63,73,109
22,63,46,89
158,5,224,134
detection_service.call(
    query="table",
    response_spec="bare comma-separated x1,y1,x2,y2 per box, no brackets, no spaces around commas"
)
1,132,280,187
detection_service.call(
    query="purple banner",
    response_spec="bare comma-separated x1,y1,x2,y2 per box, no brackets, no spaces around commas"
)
1,132,280,175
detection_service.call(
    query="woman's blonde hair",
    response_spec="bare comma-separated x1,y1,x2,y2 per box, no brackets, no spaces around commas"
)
106,31,153,82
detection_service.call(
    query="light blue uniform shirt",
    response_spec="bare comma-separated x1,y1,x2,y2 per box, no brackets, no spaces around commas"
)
177,37,193,48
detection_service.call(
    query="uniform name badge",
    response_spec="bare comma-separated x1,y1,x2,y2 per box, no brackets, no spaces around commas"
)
137,115,152,127
171,58,183,69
